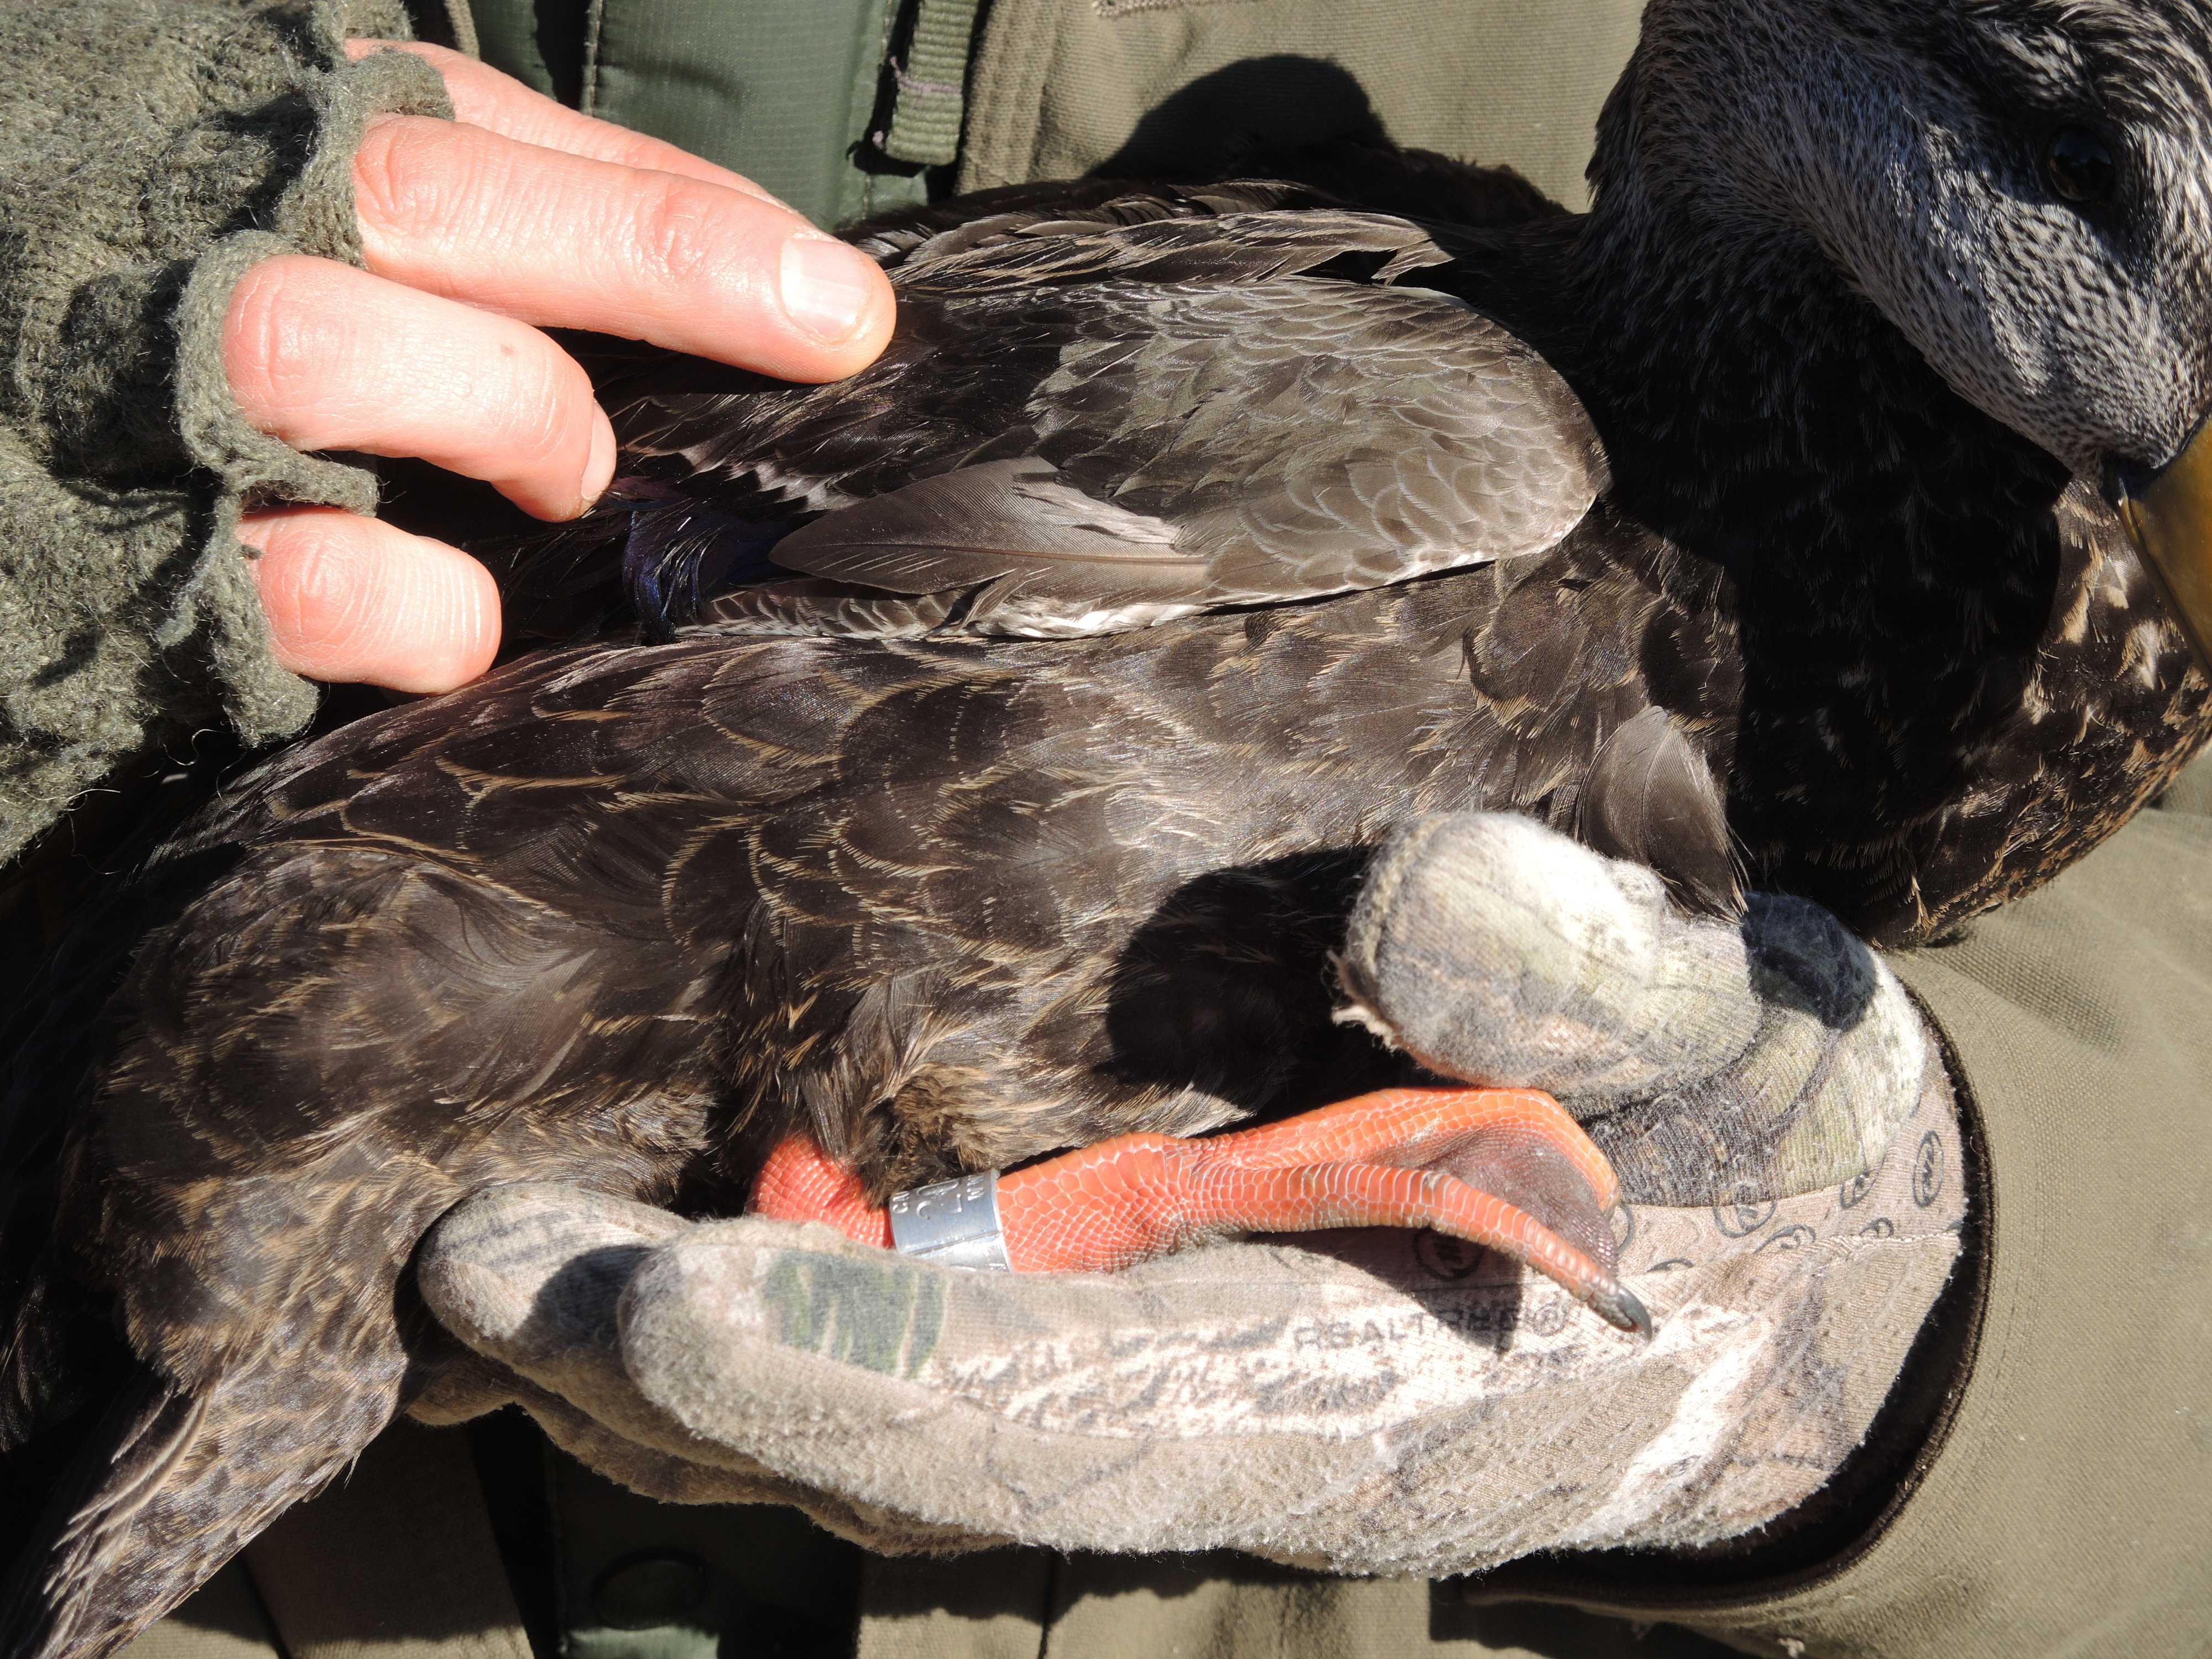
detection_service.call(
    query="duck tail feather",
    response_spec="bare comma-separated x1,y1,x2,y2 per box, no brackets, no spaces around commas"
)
0,1354,394,1659
0,1369,202,1659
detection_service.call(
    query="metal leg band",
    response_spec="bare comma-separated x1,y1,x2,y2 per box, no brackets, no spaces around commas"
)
886,1171,1011,1271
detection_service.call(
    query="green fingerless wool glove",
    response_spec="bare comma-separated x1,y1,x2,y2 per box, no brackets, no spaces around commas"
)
0,0,451,860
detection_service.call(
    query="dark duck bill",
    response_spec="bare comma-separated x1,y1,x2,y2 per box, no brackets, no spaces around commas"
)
14,3,2212,1654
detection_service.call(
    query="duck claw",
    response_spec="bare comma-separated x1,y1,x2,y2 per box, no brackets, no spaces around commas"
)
1584,1279,1656,1339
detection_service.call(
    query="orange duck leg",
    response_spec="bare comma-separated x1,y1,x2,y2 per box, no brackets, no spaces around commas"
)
750,1087,1651,1335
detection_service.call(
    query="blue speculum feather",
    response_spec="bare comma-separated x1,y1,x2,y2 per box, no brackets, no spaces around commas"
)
617,489,795,641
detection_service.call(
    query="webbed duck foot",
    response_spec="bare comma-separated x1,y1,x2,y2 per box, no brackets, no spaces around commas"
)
751,1087,1650,1335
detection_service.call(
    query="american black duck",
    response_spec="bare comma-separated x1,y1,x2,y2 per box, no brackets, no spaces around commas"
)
9,0,2212,1651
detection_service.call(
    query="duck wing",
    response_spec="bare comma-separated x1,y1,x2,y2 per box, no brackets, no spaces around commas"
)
550,197,1604,640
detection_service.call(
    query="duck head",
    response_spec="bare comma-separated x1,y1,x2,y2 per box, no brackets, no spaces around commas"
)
1592,0,2212,664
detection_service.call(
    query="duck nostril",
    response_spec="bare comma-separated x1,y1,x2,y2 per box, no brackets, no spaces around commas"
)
2045,126,2119,207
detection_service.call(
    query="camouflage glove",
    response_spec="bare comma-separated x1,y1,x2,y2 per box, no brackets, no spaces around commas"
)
1336,811,1935,1206
411,815,1966,1575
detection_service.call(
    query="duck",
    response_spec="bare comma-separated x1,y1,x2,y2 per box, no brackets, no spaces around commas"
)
8,1,2212,1652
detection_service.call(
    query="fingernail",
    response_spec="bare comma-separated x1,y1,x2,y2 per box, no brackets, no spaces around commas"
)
578,409,616,516
780,233,876,342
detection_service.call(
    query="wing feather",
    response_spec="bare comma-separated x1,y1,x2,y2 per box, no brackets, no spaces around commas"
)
554,196,1603,640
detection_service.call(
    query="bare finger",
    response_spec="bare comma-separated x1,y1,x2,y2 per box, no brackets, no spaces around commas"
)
223,254,616,521
353,115,894,382
342,39,779,202
241,508,500,692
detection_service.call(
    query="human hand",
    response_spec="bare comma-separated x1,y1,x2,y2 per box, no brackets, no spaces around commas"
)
226,43,895,692
408,818,1965,1572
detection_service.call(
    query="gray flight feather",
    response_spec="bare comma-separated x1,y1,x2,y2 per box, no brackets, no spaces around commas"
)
765,281,1606,639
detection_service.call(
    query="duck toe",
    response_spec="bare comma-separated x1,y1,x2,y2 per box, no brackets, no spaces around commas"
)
998,1088,1649,1335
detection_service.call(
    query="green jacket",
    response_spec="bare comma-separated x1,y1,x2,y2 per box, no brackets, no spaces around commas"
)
3,3,2206,1656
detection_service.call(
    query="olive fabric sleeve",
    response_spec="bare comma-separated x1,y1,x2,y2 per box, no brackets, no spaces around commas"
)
116,1421,531,1659
1443,776,2212,1655
0,0,455,864
464,0,931,231
959,0,1645,213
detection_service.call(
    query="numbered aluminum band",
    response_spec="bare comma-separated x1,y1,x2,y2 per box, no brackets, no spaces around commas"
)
886,1171,1011,1271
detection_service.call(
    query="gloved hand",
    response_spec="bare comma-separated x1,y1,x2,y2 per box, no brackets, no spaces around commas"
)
1336,811,1936,1206
410,813,1968,1577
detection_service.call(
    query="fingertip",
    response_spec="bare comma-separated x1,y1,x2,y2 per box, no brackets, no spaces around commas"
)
776,233,898,378
579,406,617,515
243,509,501,693
225,253,615,523
354,122,891,382
778,234,879,342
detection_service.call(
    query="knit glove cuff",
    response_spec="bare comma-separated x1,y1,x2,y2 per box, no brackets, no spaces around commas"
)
0,1,448,858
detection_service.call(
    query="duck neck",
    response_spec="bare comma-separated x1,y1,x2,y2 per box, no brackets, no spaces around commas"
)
1543,0,2075,598
1532,156,2080,921
1560,179,2072,623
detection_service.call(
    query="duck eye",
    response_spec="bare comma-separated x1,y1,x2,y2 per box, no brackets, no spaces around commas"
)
2044,126,2118,206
